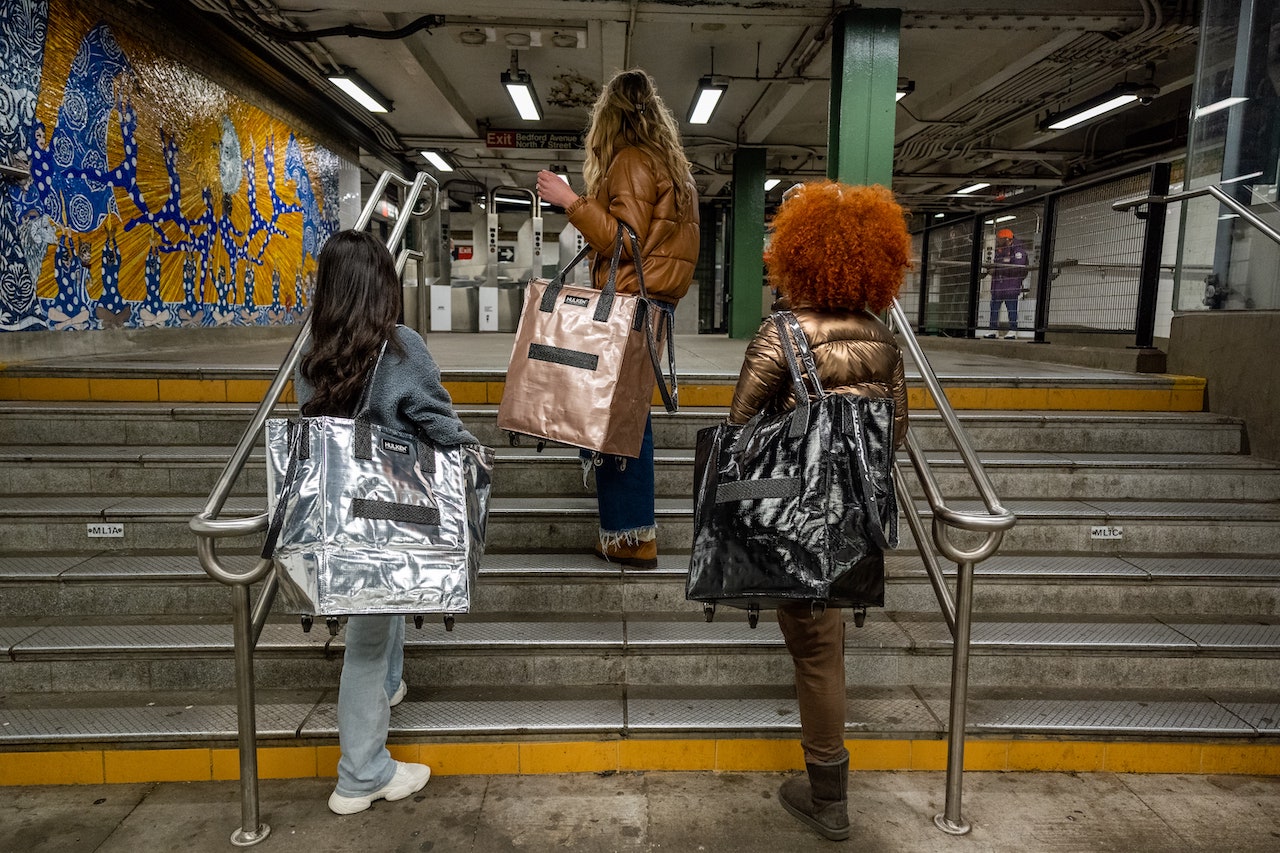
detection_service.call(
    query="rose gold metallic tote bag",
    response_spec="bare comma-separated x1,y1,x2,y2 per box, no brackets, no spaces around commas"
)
497,223,676,458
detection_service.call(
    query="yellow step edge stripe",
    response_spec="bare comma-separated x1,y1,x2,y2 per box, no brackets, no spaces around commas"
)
0,377,1206,412
1,738,1276,786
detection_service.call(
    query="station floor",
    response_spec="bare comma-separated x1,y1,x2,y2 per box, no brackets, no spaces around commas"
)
9,769,1280,852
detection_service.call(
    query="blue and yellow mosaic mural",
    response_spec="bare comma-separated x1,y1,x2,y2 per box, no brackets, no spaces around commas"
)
0,0,343,333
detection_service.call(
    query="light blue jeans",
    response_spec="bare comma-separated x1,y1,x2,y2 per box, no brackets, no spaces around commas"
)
335,614,405,796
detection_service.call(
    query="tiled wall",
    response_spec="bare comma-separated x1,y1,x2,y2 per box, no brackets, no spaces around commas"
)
0,0,347,335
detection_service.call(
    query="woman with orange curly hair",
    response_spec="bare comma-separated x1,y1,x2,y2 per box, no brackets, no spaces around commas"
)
727,181,911,842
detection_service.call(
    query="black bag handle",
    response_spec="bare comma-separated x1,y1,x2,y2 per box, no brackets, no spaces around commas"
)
538,224,630,318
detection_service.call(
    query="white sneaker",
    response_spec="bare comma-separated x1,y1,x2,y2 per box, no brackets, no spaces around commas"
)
1004,332,1017,339
983,333,997,339
389,679,407,707
328,761,431,815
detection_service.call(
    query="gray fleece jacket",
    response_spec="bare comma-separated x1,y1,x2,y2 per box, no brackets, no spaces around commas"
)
294,325,477,446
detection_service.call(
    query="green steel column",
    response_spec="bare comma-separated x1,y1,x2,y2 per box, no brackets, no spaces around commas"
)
828,8,900,186
728,147,766,338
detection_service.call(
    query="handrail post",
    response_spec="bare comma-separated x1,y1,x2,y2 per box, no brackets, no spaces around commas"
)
934,557,976,835
229,582,269,847
1134,163,1170,349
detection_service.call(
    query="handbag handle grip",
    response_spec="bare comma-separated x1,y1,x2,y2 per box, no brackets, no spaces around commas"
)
538,222,643,320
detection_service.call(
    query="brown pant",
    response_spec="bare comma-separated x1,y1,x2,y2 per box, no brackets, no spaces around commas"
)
777,603,848,765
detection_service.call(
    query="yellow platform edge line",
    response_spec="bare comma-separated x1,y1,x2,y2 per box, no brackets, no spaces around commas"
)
0,379,1206,413
1,738,1276,786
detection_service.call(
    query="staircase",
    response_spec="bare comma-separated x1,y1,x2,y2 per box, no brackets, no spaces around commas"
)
1,344,1279,786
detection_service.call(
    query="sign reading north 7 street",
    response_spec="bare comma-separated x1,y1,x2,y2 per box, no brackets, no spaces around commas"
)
486,130,584,149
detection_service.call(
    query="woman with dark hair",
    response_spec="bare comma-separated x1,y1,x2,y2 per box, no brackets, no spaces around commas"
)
535,68,700,569
296,229,476,815
728,182,911,841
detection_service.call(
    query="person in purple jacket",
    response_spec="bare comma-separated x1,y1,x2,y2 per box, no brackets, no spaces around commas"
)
984,228,1029,338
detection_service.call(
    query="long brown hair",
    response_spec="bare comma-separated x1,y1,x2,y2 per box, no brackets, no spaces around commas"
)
299,229,403,417
583,69,694,215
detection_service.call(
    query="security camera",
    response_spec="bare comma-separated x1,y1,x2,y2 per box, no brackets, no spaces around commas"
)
1135,84,1159,106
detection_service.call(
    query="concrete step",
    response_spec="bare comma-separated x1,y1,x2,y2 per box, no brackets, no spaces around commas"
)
0,402,1246,454
1,684,1275,748
2,613,1277,694
3,553,1278,620
3,495,1280,554
5,445,1276,501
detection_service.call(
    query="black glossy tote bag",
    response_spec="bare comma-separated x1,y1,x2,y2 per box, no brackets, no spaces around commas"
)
686,311,898,618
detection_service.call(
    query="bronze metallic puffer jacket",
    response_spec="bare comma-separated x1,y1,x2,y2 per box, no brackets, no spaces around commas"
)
728,303,909,447
566,146,700,304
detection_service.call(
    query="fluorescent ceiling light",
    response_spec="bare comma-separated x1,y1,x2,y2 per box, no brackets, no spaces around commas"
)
764,178,781,191
328,73,390,114
688,77,727,125
896,78,915,102
421,151,454,172
1195,97,1248,119
934,213,945,219
956,183,990,195
994,214,1016,223
1040,83,1152,132
502,68,542,121
1047,93,1136,129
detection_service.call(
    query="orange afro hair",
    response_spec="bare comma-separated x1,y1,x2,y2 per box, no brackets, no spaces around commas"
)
765,181,911,312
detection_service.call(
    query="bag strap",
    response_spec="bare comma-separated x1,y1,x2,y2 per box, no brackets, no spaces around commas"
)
261,419,309,560
844,398,893,550
771,311,824,439
618,223,678,413
352,339,391,460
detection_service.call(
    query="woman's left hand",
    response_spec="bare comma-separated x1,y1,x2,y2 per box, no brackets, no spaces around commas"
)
536,170,580,210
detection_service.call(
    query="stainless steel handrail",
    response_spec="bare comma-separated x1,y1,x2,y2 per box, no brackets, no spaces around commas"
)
1113,184,1280,246
888,299,1018,836
189,170,438,848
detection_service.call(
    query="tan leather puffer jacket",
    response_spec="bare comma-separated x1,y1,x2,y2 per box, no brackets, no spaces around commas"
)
728,303,909,447
566,146,700,303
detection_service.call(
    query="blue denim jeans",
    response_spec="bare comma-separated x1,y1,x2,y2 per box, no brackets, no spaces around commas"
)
335,614,405,796
587,414,656,546
989,295,1019,330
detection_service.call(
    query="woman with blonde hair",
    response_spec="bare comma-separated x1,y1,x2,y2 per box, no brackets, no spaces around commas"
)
728,181,911,841
537,69,699,568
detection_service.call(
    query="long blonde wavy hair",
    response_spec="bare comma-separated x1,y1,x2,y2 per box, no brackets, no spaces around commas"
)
582,69,695,215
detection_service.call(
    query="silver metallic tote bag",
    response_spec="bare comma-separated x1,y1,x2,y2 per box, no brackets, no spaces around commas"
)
263,352,495,617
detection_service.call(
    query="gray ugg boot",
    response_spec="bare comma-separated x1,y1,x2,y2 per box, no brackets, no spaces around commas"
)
778,754,850,841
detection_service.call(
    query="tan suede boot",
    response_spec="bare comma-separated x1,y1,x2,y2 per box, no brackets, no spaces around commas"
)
592,537,658,568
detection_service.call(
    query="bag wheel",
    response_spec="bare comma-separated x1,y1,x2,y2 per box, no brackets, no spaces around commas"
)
444,615,456,632
508,432,521,447
702,603,716,623
747,603,760,629
536,440,546,452
300,615,313,633
326,617,341,637
413,614,424,629
853,606,867,628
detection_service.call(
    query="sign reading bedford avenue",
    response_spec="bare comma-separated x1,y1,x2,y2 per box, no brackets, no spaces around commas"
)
485,129,585,149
